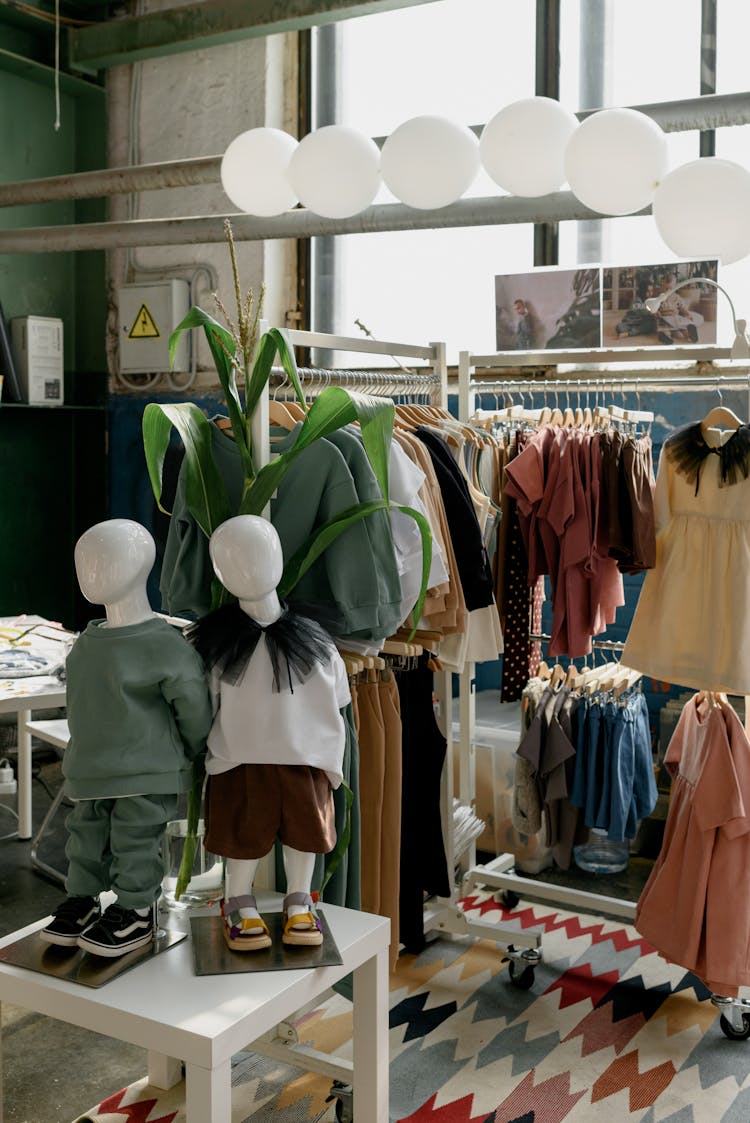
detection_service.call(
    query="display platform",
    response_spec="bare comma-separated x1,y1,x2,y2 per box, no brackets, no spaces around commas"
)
0,925,186,988
190,912,342,975
0,901,390,1123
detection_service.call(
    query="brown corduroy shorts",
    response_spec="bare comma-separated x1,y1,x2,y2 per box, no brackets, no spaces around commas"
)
204,763,335,859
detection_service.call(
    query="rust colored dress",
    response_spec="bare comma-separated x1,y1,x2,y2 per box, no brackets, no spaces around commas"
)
635,693,750,996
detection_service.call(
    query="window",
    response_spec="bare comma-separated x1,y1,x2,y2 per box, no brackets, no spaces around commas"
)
311,0,749,361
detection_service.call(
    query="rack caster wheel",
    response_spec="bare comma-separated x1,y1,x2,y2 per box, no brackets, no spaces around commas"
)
720,1013,750,1040
508,959,535,990
326,1080,353,1123
498,890,520,909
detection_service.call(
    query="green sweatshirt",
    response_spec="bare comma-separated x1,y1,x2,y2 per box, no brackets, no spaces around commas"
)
160,422,403,640
63,617,212,799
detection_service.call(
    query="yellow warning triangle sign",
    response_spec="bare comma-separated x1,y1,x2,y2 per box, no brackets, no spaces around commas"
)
129,303,160,339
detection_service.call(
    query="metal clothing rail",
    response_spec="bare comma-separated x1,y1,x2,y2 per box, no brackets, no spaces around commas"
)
529,632,626,652
270,366,441,400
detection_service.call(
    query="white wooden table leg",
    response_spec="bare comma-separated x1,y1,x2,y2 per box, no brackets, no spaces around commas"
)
185,1058,231,1123
352,946,389,1123
148,1051,183,1090
17,708,32,839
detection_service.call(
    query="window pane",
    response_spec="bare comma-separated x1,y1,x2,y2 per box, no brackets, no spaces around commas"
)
327,224,533,365
334,0,535,137
313,0,536,362
716,4,750,94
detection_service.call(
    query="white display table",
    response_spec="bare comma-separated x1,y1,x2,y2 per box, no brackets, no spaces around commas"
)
0,900,390,1123
0,676,66,839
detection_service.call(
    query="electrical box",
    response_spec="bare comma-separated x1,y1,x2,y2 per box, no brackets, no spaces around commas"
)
119,280,190,374
10,316,64,405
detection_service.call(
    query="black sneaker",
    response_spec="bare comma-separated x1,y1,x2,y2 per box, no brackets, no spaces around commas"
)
687,322,699,343
77,903,154,958
41,896,101,947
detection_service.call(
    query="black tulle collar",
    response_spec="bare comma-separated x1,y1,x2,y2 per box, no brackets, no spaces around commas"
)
665,421,750,495
186,602,335,692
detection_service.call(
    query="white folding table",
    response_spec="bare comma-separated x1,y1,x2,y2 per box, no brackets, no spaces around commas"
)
0,676,66,839
0,900,390,1123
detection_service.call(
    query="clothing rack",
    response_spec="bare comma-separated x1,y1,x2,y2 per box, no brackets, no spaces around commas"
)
453,347,750,987
256,327,526,958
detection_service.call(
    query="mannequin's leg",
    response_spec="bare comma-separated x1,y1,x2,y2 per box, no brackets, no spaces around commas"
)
283,846,317,927
225,857,262,918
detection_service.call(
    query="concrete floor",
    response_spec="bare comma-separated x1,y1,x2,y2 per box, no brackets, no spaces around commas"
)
0,732,147,1123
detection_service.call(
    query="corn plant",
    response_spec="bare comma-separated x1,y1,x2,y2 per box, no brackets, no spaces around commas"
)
141,221,432,896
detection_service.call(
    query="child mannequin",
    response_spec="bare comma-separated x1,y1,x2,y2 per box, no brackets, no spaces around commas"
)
188,515,350,950
41,519,212,957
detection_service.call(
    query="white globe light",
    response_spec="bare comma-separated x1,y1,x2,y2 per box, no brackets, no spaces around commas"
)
653,158,750,265
221,128,299,217
381,115,480,210
564,107,668,215
480,97,578,197
287,126,381,219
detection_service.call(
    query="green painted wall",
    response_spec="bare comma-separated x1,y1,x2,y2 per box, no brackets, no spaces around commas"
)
0,56,108,627
0,62,106,374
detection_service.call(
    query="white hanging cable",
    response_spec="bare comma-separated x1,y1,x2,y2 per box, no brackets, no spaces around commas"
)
53,0,61,131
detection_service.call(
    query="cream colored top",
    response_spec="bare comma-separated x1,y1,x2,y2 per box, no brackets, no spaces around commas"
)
623,425,750,694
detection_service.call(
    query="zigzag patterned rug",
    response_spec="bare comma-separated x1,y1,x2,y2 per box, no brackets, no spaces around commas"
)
74,890,750,1123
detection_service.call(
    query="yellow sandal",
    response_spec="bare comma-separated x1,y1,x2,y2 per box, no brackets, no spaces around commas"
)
221,895,272,951
282,892,323,947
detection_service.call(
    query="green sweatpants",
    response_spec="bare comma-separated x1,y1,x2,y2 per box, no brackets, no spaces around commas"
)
65,793,178,910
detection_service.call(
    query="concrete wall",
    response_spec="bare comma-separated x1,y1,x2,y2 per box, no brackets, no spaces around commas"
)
106,10,299,391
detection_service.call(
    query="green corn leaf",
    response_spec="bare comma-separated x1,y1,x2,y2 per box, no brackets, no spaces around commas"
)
142,401,232,538
175,757,205,900
240,385,394,516
169,307,253,479
320,779,353,893
245,326,308,424
278,499,432,631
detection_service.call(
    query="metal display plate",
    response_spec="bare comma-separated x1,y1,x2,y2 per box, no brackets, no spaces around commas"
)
190,911,342,975
0,926,187,988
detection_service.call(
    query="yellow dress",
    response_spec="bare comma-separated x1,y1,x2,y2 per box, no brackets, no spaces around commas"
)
623,422,750,694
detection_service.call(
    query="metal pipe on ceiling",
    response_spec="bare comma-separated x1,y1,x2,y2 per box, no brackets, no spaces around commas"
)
0,192,639,253
0,91,747,209
0,157,223,207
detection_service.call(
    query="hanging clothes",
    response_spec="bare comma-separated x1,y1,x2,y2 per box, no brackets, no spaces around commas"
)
415,426,503,670
569,689,657,842
635,693,750,997
515,679,656,870
397,655,451,954
503,422,655,659
623,421,750,694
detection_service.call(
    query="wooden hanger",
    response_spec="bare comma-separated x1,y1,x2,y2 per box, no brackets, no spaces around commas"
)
268,400,298,430
549,663,566,688
700,404,744,434
536,660,552,682
614,667,642,698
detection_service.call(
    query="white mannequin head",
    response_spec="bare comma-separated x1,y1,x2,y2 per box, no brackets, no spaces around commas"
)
209,515,283,626
74,519,156,628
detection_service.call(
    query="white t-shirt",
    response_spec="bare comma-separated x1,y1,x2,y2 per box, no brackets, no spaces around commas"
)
205,637,351,788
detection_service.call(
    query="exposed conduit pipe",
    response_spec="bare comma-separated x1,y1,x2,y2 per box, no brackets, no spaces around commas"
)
0,91,748,209
0,192,644,253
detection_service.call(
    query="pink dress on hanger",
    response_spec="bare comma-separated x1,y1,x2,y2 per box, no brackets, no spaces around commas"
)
635,693,750,996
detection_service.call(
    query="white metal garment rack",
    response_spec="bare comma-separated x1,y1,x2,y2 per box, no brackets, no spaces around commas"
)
258,328,529,958
450,346,750,989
